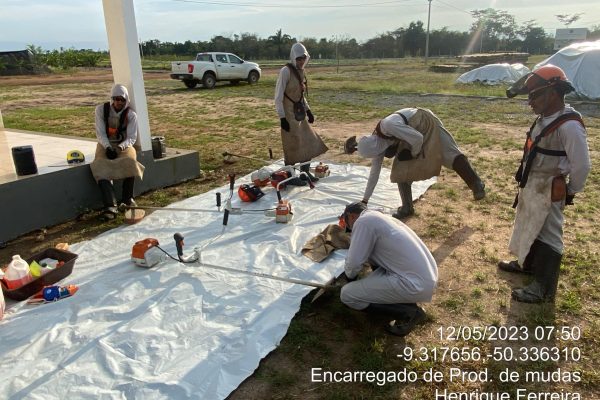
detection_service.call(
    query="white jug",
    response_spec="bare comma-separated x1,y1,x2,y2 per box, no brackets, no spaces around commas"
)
4,255,33,290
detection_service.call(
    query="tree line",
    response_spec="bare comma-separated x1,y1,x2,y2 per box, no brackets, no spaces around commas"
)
139,9,600,60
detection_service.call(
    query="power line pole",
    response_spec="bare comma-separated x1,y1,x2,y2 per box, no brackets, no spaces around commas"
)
425,0,432,64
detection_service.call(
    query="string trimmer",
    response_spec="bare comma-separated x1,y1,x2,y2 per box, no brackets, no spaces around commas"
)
131,232,333,302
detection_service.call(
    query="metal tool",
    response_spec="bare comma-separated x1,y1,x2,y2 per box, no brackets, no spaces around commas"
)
173,233,334,302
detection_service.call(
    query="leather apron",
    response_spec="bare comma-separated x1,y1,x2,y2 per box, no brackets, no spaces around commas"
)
390,108,443,183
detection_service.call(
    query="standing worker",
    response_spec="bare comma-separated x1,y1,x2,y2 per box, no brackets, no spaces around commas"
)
90,84,144,220
344,108,485,219
339,202,438,336
274,42,328,184
499,64,590,303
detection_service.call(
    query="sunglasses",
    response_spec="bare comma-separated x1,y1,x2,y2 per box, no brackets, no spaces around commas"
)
112,96,126,102
295,55,307,61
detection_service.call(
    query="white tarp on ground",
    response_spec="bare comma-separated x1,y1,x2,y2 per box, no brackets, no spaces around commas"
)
0,161,435,400
455,63,531,85
534,40,600,100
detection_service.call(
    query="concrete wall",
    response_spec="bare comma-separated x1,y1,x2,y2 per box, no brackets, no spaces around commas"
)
0,149,199,243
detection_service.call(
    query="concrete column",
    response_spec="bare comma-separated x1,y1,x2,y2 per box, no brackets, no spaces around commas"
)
101,0,151,152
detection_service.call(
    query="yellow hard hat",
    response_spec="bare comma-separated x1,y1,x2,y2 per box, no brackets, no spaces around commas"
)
67,150,85,164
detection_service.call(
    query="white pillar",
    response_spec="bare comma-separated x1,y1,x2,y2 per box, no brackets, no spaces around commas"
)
102,0,151,152
0,109,4,130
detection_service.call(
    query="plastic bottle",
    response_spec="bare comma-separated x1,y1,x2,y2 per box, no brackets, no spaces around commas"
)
4,255,33,290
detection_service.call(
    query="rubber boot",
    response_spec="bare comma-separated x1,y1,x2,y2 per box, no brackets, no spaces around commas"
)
300,163,319,182
392,182,414,220
512,241,562,303
498,240,541,274
98,179,118,219
121,177,135,206
452,154,486,200
365,303,426,337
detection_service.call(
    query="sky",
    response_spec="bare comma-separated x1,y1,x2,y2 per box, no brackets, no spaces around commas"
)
1,0,599,51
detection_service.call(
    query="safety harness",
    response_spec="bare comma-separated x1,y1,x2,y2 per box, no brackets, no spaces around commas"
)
103,102,129,143
515,112,584,189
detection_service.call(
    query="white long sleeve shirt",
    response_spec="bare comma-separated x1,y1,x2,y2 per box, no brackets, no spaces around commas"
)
533,105,591,194
94,104,139,150
345,210,438,299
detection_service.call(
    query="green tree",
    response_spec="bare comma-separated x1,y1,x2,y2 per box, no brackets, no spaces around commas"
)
403,21,426,56
470,8,517,52
268,29,293,59
517,20,550,54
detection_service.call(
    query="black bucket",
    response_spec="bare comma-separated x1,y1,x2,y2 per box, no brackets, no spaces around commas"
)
12,145,38,176
151,136,167,159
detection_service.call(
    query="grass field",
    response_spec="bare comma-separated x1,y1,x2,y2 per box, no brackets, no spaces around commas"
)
1,57,598,399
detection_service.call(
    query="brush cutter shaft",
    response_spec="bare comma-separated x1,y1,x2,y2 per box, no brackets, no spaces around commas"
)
124,205,221,214
198,261,330,289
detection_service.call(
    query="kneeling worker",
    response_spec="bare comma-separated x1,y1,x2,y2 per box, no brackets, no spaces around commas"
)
90,84,145,220
339,202,438,336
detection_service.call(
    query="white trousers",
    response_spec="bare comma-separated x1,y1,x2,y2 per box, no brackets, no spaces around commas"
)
340,268,434,310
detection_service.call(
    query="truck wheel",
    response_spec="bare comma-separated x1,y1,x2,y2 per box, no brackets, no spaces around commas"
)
183,80,198,89
203,73,216,89
247,71,259,85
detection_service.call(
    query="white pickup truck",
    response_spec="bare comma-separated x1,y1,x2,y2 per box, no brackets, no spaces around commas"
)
170,52,261,89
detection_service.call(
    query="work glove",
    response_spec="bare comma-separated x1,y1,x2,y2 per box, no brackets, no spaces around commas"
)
565,194,575,206
280,117,290,132
333,273,355,288
307,109,315,124
105,146,118,160
396,148,413,161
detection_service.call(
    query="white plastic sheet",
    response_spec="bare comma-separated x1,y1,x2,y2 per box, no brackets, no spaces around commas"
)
456,63,530,85
535,40,600,100
0,162,435,399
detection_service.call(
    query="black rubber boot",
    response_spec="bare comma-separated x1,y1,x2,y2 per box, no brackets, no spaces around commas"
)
512,241,562,303
498,240,541,274
452,154,485,200
392,182,414,220
98,180,118,220
121,177,135,206
98,179,117,208
365,303,426,337
300,163,319,182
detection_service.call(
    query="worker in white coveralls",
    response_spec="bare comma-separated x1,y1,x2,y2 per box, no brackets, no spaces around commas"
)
344,108,485,219
274,42,328,184
90,84,144,221
499,64,590,303
339,201,438,336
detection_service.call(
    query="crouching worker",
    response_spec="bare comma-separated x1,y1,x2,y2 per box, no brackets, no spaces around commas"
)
339,202,438,336
344,108,485,219
499,65,591,303
90,84,145,220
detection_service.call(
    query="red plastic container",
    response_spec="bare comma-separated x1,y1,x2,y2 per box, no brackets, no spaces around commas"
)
0,248,78,301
